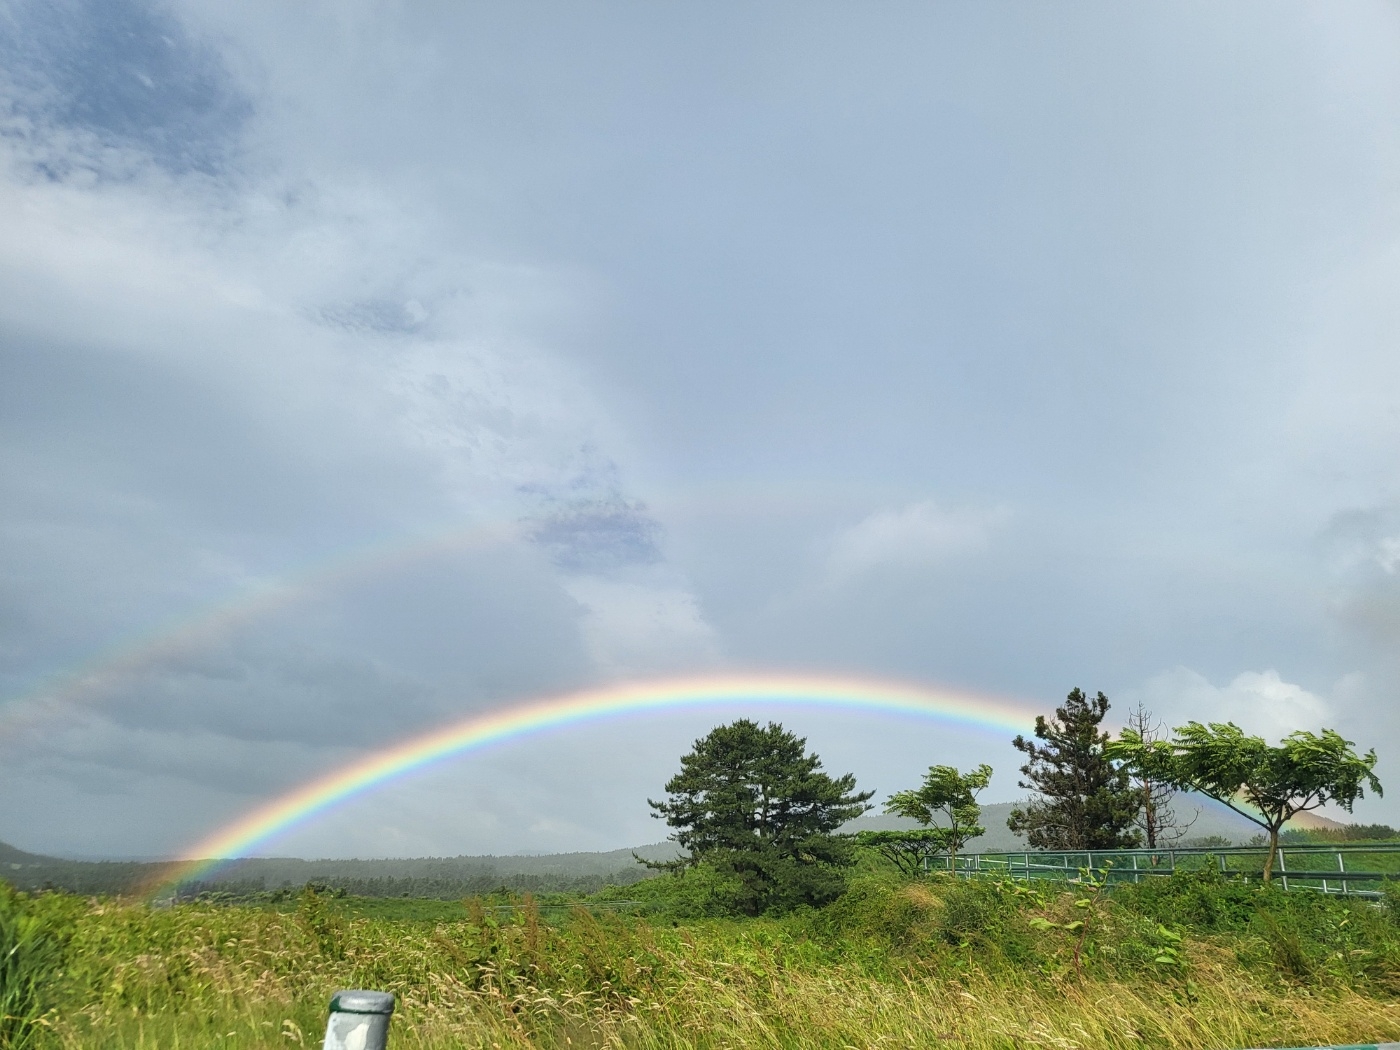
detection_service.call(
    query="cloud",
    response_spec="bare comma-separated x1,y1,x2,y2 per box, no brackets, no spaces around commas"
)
6,2,1400,855
1123,667,1334,740
0,0,250,177
563,577,721,677
1378,537,1400,575
821,501,1008,582
526,497,663,574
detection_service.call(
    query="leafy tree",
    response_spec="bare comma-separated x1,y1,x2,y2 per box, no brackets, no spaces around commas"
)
1108,722,1382,882
647,719,873,914
1008,689,1141,850
1124,703,1195,848
853,828,947,877
871,763,993,871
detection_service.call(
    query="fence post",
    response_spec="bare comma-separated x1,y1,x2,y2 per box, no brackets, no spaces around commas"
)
1338,852,1347,896
1278,848,1288,892
323,990,394,1050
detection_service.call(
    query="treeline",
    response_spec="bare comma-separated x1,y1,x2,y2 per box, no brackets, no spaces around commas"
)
0,842,672,898
1281,824,1399,845
176,868,649,901
644,687,1385,914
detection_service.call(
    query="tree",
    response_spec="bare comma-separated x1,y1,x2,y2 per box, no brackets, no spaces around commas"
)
647,719,873,913
884,763,993,868
1108,722,1382,882
853,828,947,877
1007,689,1141,850
1123,703,1195,848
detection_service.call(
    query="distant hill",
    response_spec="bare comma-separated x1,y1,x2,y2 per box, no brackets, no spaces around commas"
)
0,840,679,898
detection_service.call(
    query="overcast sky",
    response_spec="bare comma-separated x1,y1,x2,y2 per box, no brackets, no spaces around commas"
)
3,0,1400,860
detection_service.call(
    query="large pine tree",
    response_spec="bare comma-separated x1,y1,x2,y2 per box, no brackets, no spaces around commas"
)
648,719,873,913
1007,689,1141,850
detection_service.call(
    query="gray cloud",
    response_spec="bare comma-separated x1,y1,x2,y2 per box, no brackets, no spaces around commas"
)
1,0,249,176
526,497,663,574
3,1,1400,856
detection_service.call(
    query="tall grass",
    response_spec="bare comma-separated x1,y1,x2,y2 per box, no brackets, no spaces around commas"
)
10,871,1400,1049
0,886,72,1049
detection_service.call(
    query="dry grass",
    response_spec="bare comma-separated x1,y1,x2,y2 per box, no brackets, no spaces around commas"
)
24,875,1400,1049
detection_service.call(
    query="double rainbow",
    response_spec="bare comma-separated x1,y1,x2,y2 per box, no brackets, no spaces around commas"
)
150,672,1034,896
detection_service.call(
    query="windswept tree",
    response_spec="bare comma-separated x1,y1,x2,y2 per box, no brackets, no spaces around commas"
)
1124,703,1195,848
1008,689,1140,850
647,719,873,913
1109,722,1382,882
857,763,992,875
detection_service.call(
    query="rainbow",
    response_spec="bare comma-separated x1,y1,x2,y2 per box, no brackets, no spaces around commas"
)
0,521,517,738
148,672,1034,896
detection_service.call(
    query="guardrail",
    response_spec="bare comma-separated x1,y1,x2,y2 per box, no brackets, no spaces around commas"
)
935,843,1400,898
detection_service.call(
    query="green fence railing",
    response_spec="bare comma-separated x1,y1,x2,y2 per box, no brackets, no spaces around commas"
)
935,843,1400,897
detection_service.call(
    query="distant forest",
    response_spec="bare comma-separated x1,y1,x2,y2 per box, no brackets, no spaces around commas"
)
0,840,677,899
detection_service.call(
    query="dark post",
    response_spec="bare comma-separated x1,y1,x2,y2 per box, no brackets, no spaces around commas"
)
323,990,395,1050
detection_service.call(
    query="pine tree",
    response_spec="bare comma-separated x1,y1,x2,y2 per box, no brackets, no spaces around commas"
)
647,719,873,913
1007,689,1141,850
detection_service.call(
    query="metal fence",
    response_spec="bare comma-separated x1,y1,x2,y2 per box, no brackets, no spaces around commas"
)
935,843,1400,898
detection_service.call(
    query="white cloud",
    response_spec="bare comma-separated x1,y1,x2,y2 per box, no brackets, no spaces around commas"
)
563,577,721,677
1125,667,1334,740
1377,536,1400,574
822,501,1008,582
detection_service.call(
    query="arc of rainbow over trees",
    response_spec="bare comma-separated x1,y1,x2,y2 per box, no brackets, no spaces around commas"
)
146,672,1037,897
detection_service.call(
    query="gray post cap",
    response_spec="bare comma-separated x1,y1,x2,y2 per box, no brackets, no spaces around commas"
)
329,990,395,1015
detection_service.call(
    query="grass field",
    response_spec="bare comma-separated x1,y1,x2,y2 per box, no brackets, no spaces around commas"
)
7,867,1400,1049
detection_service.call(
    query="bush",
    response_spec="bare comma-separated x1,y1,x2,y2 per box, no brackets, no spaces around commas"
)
0,887,72,1049
1112,863,1259,931
605,861,750,918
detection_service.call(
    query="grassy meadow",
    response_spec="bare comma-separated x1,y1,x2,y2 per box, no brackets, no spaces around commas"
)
7,866,1400,1050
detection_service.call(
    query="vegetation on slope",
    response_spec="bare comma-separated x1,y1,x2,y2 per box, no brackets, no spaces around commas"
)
7,865,1400,1049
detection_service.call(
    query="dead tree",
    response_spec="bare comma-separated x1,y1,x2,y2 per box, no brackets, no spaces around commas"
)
1124,703,1196,848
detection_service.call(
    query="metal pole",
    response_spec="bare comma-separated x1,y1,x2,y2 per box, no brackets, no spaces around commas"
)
323,990,394,1050
1132,854,1139,884
1338,852,1346,896
1278,848,1288,892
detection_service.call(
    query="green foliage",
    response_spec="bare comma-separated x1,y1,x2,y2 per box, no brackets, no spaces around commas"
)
853,828,947,876
881,763,992,864
1181,834,1234,849
1282,822,1400,845
648,719,873,914
606,859,750,918
1109,722,1383,881
1008,689,1141,849
0,887,73,1049
1112,864,1260,931
14,875,1400,1049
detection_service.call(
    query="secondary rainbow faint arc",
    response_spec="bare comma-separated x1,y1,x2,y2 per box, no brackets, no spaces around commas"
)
0,521,518,737
152,672,1034,895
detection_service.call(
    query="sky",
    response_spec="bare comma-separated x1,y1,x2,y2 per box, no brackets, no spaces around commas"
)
2,0,1400,860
